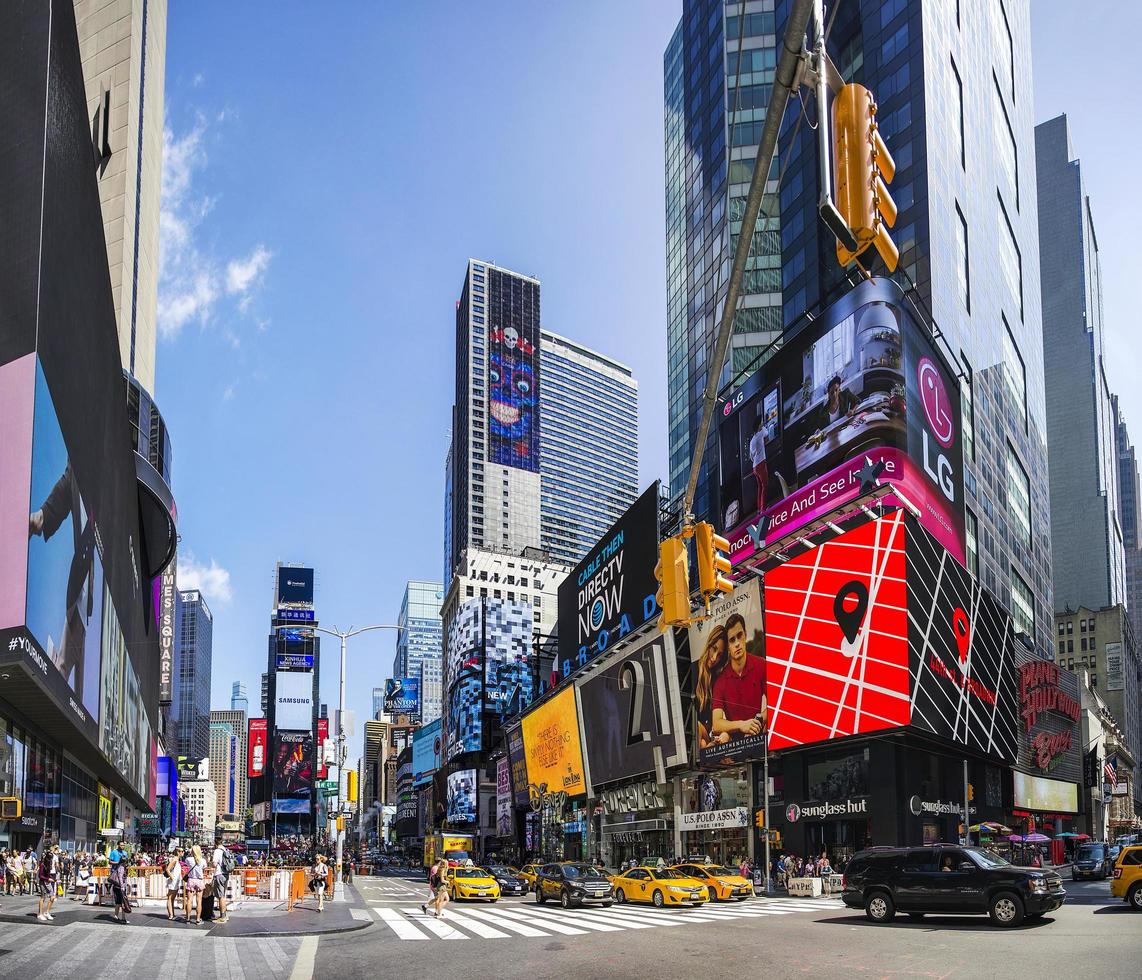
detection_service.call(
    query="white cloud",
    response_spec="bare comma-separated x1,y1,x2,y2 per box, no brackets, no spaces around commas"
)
177,554,233,605
157,115,272,340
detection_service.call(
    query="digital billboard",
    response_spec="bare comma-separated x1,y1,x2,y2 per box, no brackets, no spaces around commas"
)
1013,645,1082,783
577,630,687,789
1013,771,1078,813
557,482,661,677
275,670,314,731
506,723,530,806
157,559,176,704
276,652,314,670
716,277,964,567
520,686,586,798
487,297,540,471
276,566,314,606
496,758,513,836
446,673,482,760
273,731,314,813
384,677,421,715
248,718,268,778
446,768,477,824
687,579,767,766
317,717,329,779
412,718,442,787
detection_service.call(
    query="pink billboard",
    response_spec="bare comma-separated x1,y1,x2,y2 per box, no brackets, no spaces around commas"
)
0,353,35,629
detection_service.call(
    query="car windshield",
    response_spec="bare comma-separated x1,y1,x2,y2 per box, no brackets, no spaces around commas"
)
562,865,604,878
966,847,1011,869
704,866,734,876
488,866,513,876
1077,844,1106,860
651,869,686,880
453,869,488,879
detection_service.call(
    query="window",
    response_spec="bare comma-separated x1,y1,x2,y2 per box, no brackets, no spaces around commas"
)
1003,318,1027,431
1067,622,1073,634
1011,569,1035,638
951,57,965,169
997,194,1023,318
966,509,979,579
961,355,975,460
1080,619,1087,633
993,75,1018,208
955,204,970,312
1091,674,1098,688
1081,637,1088,651
1057,623,1065,636
998,1,1015,103
1006,443,1031,549
1067,640,1073,653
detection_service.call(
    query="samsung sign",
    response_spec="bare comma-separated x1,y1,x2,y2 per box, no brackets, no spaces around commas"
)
556,483,661,678
275,671,314,731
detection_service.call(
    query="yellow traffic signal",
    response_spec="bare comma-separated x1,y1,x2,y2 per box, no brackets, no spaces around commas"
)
347,769,359,804
832,82,898,271
754,809,766,830
0,798,21,820
336,816,345,833
968,783,975,802
654,536,691,629
772,831,782,850
695,522,734,600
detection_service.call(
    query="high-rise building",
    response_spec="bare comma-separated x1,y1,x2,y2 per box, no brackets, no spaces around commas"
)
372,687,386,721
210,708,249,819
394,580,444,723
539,331,639,565
73,0,167,394
1115,398,1142,641
665,0,1052,655
231,681,249,713
181,776,216,842
444,442,454,588
1036,114,1125,613
172,589,213,760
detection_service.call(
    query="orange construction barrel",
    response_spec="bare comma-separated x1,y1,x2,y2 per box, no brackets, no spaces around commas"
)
244,868,257,895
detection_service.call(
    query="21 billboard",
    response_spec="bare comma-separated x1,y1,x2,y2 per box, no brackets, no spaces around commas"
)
557,482,661,678
716,277,964,568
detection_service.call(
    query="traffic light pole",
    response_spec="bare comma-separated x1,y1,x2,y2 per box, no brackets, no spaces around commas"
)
763,742,772,895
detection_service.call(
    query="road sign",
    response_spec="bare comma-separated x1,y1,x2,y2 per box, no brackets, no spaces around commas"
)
319,779,338,793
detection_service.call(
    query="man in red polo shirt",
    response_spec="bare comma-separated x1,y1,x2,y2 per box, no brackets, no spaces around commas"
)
712,613,767,741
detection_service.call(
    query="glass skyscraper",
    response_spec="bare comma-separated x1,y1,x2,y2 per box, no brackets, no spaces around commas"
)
539,331,639,565
394,580,444,723
172,589,213,760
666,0,1052,656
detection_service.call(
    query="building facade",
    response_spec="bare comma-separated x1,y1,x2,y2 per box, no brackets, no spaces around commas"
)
210,708,249,819
172,589,213,760
231,681,249,714
181,777,216,843
1115,398,1142,644
393,580,444,723
539,331,639,566
1036,114,1126,613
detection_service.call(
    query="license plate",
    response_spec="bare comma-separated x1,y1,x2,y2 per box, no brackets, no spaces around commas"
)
477,891,487,896
593,890,606,897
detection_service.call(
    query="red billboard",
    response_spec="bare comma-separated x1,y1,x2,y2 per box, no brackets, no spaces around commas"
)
248,718,267,778
317,717,329,779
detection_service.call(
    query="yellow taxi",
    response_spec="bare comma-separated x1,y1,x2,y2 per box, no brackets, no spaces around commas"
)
1110,845,1142,910
516,864,542,891
612,867,709,908
673,863,753,901
448,867,502,902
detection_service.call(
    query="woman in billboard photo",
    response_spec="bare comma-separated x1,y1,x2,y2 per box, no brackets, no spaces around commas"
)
695,625,731,752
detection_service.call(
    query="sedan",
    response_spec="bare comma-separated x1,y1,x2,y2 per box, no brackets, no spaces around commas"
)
535,863,614,909
612,867,709,908
486,865,528,895
673,863,753,901
516,864,542,891
448,868,502,902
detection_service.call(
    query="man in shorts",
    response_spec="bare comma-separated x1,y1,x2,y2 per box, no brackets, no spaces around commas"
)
211,839,230,924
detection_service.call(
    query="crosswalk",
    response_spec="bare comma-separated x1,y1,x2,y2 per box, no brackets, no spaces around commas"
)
369,897,846,942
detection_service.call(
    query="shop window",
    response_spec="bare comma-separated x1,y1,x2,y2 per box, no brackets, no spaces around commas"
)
806,746,870,801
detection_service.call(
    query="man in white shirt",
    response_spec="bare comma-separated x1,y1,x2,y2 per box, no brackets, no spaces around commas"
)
211,840,230,923
749,416,769,516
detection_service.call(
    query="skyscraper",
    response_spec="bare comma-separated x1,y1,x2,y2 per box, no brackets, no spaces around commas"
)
172,589,213,760
231,681,249,713
73,0,167,394
1036,114,1126,613
666,0,1052,655
1115,398,1142,642
210,708,249,819
393,580,444,723
539,331,639,565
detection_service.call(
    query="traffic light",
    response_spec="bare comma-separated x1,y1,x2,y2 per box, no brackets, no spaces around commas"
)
347,769,359,804
695,522,734,602
771,831,782,850
754,809,766,830
832,82,898,271
968,783,975,802
655,536,691,630
336,816,345,833
0,798,20,820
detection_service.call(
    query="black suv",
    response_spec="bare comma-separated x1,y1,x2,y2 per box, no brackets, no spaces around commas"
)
1072,842,1111,881
842,845,1065,927
535,863,614,909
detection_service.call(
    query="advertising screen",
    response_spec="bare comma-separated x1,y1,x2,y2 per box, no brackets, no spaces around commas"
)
556,482,661,677
157,559,176,704
765,512,912,751
275,670,314,731
446,768,477,824
520,687,586,798
316,717,329,779
448,596,533,718
384,677,421,715
577,630,688,789
506,723,530,806
273,731,314,813
487,294,540,471
1013,771,1078,813
248,718,268,778
1013,645,1082,783
687,579,767,766
445,673,482,760
277,566,314,605
716,278,964,567
496,758,513,836
0,355,34,631
412,719,442,787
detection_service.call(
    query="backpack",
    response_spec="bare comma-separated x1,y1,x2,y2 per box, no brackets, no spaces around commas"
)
222,849,237,875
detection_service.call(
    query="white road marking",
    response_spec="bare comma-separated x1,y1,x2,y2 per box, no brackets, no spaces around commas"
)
373,906,429,940
287,935,318,980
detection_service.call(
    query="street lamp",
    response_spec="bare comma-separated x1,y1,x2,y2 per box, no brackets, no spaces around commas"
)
302,622,402,900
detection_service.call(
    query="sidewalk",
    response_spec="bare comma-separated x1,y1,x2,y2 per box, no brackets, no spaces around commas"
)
0,883,374,938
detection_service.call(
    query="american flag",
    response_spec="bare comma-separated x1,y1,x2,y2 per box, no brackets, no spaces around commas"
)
1105,754,1119,789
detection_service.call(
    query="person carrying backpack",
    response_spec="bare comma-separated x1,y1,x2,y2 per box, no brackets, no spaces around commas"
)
212,838,235,924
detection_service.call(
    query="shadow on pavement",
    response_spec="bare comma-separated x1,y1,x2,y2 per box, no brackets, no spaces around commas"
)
817,912,1056,932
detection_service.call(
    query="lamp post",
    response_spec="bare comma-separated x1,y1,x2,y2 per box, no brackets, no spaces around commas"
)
286,622,403,901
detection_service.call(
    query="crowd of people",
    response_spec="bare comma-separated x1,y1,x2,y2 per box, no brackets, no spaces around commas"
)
774,851,837,886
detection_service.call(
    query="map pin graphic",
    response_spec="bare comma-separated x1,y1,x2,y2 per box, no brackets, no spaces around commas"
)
834,581,870,658
953,607,971,667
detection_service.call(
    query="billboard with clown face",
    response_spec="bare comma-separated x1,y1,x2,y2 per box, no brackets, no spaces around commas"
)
484,268,540,472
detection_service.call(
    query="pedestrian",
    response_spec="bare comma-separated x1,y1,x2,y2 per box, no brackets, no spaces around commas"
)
311,854,329,913
185,844,206,924
36,845,60,921
109,853,132,923
164,847,184,921
211,837,232,924
422,859,442,911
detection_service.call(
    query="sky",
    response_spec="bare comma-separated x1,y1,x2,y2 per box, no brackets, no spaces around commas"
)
157,1,1140,768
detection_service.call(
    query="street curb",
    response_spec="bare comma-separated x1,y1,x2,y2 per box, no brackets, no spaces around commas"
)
207,918,374,940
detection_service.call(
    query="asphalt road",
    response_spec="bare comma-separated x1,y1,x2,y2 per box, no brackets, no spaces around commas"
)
318,872,1142,980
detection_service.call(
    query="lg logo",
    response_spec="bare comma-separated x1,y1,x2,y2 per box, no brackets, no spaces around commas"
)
917,357,956,503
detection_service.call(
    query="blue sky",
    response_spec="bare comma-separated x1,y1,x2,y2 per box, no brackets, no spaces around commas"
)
158,1,1139,767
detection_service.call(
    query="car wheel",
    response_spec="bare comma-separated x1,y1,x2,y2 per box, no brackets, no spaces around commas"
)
1129,884,1142,910
561,889,572,909
652,890,664,908
536,886,546,904
615,888,626,904
864,890,895,923
602,901,613,908
988,891,1025,927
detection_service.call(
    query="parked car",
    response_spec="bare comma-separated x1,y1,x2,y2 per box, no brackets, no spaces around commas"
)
1072,842,1112,881
534,863,614,909
841,844,1065,927
486,865,528,895
1110,845,1142,910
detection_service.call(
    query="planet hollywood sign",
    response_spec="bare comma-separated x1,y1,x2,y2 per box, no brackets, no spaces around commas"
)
1019,661,1080,773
